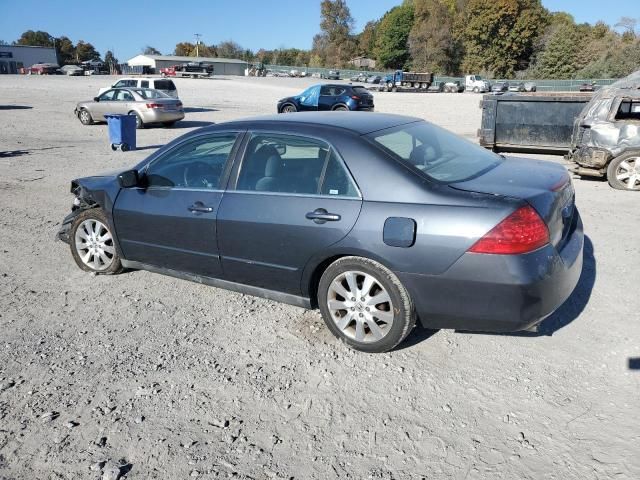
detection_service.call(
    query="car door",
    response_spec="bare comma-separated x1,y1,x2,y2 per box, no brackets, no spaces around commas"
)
113,89,135,115
92,89,118,120
298,85,320,111
217,132,363,295
318,85,338,111
112,132,243,278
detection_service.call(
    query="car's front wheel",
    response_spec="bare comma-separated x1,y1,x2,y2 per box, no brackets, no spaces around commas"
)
78,109,93,125
280,104,297,113
70,209,123,274
318,257,416,353
129,111,144,129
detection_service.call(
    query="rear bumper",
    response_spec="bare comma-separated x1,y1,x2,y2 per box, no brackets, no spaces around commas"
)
141,110,185,124
398,212,584,332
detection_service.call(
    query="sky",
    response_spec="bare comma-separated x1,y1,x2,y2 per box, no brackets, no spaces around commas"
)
0,0,637,61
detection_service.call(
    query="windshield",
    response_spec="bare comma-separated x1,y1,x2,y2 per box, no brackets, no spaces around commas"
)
369,122,502,183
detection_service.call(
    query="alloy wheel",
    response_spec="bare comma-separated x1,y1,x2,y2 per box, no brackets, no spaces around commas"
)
74,219,116,271
615,156,640,190
327,270,394,343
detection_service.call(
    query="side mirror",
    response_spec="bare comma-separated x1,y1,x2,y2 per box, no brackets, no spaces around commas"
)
118,169,139,188
94,97,100,102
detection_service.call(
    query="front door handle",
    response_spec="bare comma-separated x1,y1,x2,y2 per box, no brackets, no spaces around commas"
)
306,208,341,224
188,201,214,214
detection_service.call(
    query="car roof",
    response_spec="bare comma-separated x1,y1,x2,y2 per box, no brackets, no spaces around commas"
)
222,112,423,135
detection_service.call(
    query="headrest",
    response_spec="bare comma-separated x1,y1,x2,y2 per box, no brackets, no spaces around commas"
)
264,155,282,177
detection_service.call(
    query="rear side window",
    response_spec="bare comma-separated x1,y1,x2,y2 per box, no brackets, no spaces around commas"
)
370,122,502,183
141,80,149,88
352,86,370,95
615,99,640,120
237,134,358,197
154,80,176,91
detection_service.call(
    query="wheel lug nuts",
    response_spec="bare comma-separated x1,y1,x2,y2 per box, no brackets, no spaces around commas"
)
365,307,370,311
351,297,355,301
361,297,365,301
351,307,355,311
359,313,363,317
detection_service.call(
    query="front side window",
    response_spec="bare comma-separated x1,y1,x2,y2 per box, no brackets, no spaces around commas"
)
146,134,238,189
115,90,134,101
236,134,358,197
99,90,116,101
298,86,320,107
369,122,502,183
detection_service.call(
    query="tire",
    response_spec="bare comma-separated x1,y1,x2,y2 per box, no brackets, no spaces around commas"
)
78,109,93,125
391,86,398,93
161,72,166,77
606,152,640,191
110,144,117,151
69,209,123,275
280,104,297,113
318,256,416,353
120,143,130,152
129,111,144,129
333,105,348,111
163,121,177,128
473,87,479,93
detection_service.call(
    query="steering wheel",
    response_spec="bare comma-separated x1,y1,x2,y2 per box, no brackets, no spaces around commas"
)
183,162,218,188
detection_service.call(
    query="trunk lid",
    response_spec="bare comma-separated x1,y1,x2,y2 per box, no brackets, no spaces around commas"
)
451,157,575,249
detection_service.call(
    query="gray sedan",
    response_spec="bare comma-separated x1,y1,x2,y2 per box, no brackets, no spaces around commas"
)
75,88,185,129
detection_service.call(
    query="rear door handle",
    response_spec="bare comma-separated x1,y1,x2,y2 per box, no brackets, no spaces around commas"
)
306,208,341,224
188,201,214,213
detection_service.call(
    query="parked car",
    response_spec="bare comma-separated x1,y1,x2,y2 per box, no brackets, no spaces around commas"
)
57,112,583,353
427,82,445,93
366,75,382,84
29,63,59,75
98,78,178,98
508,82,526,93
579,82,598,92
524,82,537,92
350,73,369,82
277,84,374,113
324,70,340,80
75,88,184,129
491,82,509,93
444,81,464,93
59,65,84,76
567,70,640,190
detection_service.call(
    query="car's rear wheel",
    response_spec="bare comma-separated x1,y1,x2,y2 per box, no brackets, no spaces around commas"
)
281,104,297,113
129,111,144,129
318,257,416,353
607,152,640,191
333,105,348,111
78,109,93,125
70,209,123,274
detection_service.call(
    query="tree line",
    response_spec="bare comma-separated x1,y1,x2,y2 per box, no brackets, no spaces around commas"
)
311,0,640,79
7,1,640,80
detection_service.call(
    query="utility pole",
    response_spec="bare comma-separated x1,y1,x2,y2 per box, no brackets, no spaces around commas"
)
194,33,202,57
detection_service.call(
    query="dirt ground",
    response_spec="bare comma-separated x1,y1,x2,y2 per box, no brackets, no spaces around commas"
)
0,75,638,480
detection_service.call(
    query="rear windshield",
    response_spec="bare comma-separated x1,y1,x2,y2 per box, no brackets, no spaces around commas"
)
133,89,169,99
154,80,176,91
353,86,370,95
369,122,502,183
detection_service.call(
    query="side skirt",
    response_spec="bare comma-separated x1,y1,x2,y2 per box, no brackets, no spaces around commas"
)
121,259,312,310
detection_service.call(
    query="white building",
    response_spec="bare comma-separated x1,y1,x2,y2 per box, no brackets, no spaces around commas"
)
0,45,58,74
127,54,247,76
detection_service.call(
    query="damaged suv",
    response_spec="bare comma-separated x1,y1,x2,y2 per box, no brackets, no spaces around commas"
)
567,70,640,191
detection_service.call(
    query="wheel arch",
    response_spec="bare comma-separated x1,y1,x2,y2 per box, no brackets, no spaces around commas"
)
302,250,396,308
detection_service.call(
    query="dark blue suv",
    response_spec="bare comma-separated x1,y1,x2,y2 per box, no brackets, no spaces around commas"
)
277,84,374,113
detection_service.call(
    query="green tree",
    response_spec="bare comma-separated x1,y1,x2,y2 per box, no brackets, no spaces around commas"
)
75,40,100,62
375,4,414,69
55,36,76,65
216,40,244,59
104,50,118,73
313,0,357,67
14,30,53,47
460,0,548,77
409,0,461,74
143,46,161,55
356,21,378,58
533,22,582,78
174,42,196,56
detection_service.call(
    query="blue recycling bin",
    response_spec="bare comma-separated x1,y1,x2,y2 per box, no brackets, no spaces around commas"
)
105,114,137,151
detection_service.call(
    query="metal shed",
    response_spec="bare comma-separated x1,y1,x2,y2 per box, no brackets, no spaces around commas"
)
0,45,58,74
126,54,247,76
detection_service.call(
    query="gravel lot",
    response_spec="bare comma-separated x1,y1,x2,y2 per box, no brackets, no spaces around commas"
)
0,74,639,480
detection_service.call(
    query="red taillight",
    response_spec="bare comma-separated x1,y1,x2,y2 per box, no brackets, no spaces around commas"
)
351,95,360,100
468,205,549,255
146,103,163,109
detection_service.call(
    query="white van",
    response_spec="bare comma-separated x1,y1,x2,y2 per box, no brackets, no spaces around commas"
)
98,78,178,98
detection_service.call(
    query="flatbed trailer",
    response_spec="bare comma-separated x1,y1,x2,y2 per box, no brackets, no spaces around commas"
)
375,70,434,92
160,63,213,79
